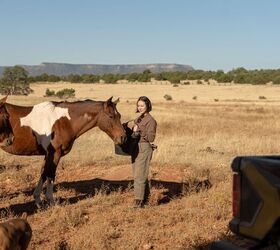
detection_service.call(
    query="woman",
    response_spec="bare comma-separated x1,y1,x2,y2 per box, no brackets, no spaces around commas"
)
131,96,157,208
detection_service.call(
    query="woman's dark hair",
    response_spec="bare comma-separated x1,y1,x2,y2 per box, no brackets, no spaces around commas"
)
136,96,152,113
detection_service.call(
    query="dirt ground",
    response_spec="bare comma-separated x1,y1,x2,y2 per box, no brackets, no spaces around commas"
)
1,82,280,249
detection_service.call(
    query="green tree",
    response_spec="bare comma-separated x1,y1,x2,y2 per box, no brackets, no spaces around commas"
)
37,73,49,82
0,66,33,95
273,75,280,84
154,73,167,81
81,74,100,83
47,75,61,82
66,74,82,83
126,72,139,82
102,74,118,83
142,69,151,75
139,70,152,82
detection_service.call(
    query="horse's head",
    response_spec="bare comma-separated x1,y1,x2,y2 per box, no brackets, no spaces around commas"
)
0,96,14,146
98,97,126,145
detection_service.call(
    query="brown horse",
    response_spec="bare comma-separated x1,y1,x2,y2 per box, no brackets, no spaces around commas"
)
0,212,32,250
0,96,126,206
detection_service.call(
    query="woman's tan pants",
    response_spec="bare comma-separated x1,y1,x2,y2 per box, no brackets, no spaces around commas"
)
132,142,153,201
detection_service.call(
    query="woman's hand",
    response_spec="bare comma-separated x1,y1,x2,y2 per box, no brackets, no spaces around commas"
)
133,124,139,132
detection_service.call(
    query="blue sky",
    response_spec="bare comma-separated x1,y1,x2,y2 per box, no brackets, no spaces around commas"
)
0,0,279,71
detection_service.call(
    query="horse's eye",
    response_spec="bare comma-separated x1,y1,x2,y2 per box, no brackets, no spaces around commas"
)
109,114,114,119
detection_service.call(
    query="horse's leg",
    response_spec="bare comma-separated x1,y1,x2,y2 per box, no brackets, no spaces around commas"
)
46,177,55,205
43,147,62,205
33,178,44,205
33,157,47,206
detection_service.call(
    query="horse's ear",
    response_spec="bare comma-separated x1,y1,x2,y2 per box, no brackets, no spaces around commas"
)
106,96,113,104
113,98,120,105
104,96,113,112
0,95,8,106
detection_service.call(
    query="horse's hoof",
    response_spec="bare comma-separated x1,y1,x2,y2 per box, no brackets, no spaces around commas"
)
46,199,56,207
35,201,44,210
34,197,42,207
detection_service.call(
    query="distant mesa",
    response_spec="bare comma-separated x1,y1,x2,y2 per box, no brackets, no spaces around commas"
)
0,63,194,76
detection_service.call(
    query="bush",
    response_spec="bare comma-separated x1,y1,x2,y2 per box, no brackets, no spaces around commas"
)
173,84,179,87
259,96,266,100
44,88,76,99
164,94,172,101
192,96,197,100
45,88,55,97
56,88,75,99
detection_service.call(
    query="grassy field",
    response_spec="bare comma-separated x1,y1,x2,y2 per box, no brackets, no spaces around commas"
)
1,82,280,249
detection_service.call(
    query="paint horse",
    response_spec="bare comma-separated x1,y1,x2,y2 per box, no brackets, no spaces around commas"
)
0,96,126,206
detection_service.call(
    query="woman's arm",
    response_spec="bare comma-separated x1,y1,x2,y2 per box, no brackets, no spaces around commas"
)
141,119,157,142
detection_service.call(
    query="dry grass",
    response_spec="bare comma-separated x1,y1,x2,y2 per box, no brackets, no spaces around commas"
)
1,83,280,249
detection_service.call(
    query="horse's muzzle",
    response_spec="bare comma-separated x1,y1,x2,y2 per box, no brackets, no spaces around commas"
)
115,135,127,145
121,135,127,144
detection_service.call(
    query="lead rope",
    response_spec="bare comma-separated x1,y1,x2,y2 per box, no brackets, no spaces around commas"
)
123,119,134,126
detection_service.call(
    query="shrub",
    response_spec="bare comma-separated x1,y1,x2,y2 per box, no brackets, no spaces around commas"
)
259,96,266,100
192,96,197,100
56,88,76,99
44,88,76,99
173,84,179,87
164,94,172,101
45,88,55,97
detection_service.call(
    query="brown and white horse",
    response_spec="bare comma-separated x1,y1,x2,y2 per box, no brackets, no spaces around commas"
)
0,96,126,206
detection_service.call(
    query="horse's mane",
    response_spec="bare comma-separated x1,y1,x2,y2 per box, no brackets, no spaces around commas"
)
52,99,99,105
